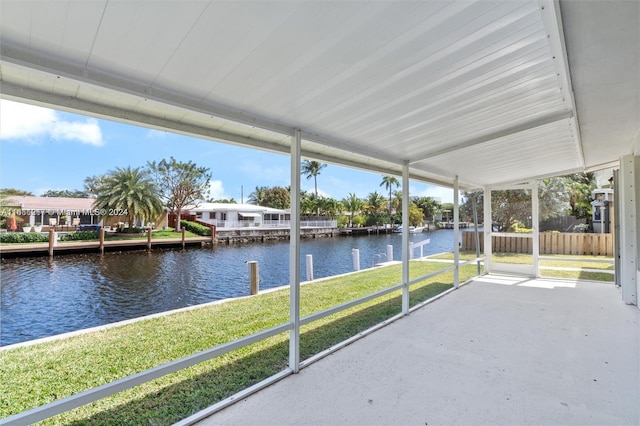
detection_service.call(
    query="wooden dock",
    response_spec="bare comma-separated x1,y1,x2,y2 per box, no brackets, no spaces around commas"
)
442,222,470,229
0,237,212,257
339,226,395,236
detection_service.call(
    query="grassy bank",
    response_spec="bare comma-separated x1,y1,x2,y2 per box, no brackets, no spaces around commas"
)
429,251,614,282
0,228,200,245
1,261,477,425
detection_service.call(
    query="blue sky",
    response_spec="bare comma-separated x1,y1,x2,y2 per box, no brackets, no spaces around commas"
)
0,99,453,203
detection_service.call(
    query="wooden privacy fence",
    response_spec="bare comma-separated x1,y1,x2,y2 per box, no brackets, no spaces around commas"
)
462,232,614,256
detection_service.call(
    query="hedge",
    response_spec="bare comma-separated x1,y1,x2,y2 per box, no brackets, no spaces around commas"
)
180,220,211,236
59,231,100,241
0,232,49,243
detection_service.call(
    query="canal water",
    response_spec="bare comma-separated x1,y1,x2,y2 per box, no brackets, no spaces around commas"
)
0,230,459,346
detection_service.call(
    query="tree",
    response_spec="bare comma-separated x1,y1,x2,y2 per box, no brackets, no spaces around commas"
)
316,196,341,218
0,188,33,198
248,186,267,206
41,189,90,198
342,193,364,227
84,175,107,197
301,160,327,198
538,177,571,221
262,186,290,210
564,172,596,220
148,157,211,231
363,191,387,226
93,166,163,228
413,196,441,222
380,175,400,220
408,203,425,226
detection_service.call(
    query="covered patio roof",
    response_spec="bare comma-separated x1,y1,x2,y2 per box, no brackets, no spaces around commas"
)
1,0,638,189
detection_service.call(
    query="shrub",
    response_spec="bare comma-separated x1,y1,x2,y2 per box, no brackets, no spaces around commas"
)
116,227,146,234
352,215,366,227
180,220,211,236
0,232,49,243
59,231,100,241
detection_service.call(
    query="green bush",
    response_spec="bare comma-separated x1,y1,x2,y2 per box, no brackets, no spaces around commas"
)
180,220,211,236
59,231,100,241
116,227,146,234
352,215,366,227
0,232,49,243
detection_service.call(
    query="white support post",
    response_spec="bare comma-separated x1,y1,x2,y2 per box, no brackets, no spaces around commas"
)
305,254,313,282
289,130,302,372
352,248,360,271
483,187,492,273
619,155,638,306
453,176,460,288
401,163,410,315
532,180,540,277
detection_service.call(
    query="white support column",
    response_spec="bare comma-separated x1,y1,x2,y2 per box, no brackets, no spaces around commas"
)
619,155,638,306
401,163,410,314
289,130,302,371
483,187,492,273
532,180,540,277
453,176,460,288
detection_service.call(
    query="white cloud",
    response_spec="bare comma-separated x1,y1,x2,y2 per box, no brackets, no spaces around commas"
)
0,100,104,146
413,184,454,204
207,180,231,200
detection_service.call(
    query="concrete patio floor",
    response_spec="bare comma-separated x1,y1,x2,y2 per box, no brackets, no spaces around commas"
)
197,275,639,426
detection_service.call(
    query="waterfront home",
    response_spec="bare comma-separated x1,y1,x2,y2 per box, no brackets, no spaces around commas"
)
1,196,100,231
187,203,289,229
187,203,337,229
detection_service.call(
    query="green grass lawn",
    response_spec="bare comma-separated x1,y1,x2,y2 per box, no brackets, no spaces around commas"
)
99,228,201,241
427,251,614,282
0,261,476,425
0,228,201,245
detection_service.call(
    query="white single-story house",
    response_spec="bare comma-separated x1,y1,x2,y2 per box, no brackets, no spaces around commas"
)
187,203,290,229
2,196,101,229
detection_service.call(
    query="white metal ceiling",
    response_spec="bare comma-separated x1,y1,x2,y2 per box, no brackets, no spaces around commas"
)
0,0,638,190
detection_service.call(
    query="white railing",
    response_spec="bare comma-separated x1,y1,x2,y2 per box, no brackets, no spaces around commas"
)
198,219,337,229
1,253,481,425
301,220,337,228
409,238,430,259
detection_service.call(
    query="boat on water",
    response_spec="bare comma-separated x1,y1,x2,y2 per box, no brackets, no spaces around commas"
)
393,226,426,234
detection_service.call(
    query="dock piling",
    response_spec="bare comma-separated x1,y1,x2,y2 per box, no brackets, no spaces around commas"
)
306,254,314,281
248,261,259,295
99,228,105,255
352,248,360,271
48,229,54,257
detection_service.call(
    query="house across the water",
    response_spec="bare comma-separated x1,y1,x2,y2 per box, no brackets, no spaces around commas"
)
187,203,336,229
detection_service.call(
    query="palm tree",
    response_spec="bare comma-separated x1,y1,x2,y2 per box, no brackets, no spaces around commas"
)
94,166,163,228
301,160,327,198
248,186,267,206
364,191,387,225
380,175,400,220
342,193,364,227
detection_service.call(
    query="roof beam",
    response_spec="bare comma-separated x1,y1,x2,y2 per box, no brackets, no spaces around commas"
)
409,110,573,164
0,47,296,137
538,0,585,168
